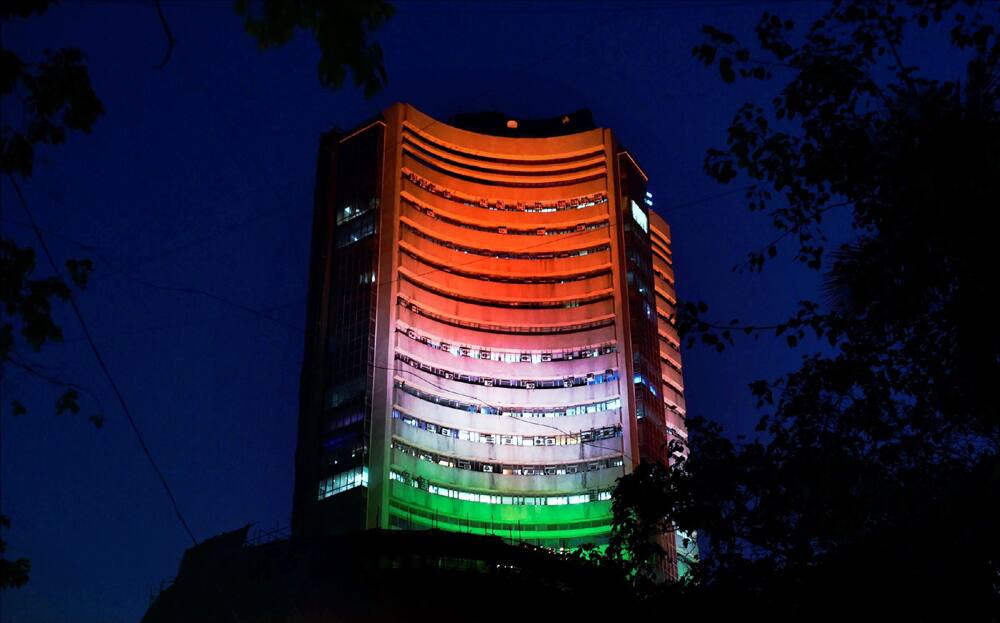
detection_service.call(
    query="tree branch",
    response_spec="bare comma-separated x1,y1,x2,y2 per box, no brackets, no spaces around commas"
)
2,353,105,416
734,200,854,272
152,0,176,69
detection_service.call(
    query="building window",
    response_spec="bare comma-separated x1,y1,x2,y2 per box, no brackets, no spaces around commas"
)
630,199,649,233
390,471,613,507
392,409,622,447
317,466,369,500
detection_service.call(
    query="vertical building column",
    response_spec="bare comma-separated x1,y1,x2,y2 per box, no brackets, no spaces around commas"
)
604,129,640,475
367,104,405,529
292,131,339,539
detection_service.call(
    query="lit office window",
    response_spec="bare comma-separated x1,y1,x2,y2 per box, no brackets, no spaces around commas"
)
630,199,649,233
317,466,369,500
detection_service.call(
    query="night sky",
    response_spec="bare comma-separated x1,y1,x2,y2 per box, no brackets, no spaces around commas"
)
2,1,837,621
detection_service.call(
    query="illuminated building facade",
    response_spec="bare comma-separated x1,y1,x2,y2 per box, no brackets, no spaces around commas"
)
293,103,688,575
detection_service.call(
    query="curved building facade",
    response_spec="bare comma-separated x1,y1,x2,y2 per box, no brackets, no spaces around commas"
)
294,104,687,572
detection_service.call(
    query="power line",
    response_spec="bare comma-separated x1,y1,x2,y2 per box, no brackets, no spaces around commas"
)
152,0,176,69
83,202,292,288
5,205,603,324
3,201,638,460
1,211,604,329
6,174,199,546
1,217,304,333
5,165,728,334
658,184,755,213
2,199,646,551
3,191,679,465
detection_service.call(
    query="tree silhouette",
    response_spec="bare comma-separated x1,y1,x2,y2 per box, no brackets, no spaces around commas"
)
609,1,1000,619
235,0,394,98
1,0,394,590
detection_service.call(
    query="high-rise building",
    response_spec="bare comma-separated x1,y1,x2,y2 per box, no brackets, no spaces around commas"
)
294,103,688,575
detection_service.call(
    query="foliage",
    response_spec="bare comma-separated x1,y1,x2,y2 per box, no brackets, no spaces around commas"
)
234,0,394,98
0,515,30,589
1,0,101,420
608,1,1000,619
1,0,106,589
0,49,104,178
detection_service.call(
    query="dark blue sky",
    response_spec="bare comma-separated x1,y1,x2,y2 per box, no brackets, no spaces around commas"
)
2,1,833,621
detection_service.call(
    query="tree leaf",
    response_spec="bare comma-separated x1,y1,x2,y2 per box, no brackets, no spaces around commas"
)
55,389,80,415
719,56,736,83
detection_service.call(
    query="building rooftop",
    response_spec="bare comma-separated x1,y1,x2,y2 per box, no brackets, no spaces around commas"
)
447,108,596,138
